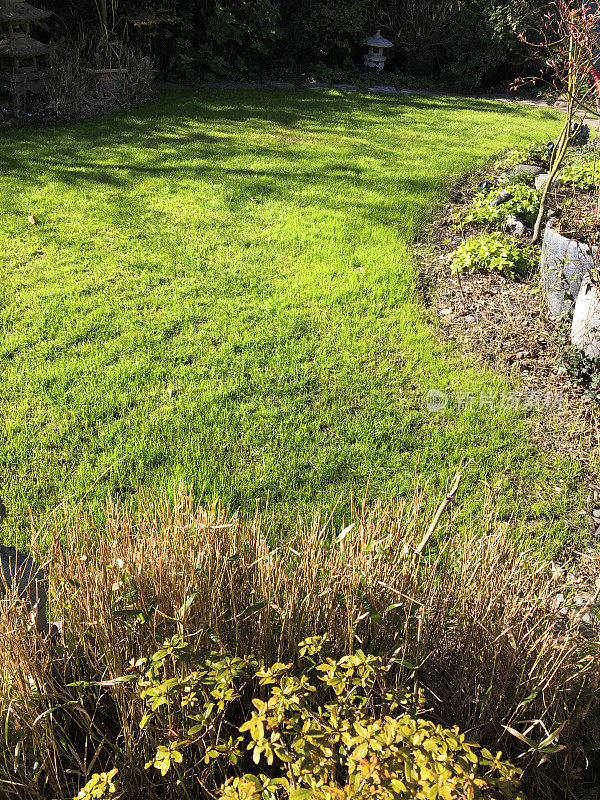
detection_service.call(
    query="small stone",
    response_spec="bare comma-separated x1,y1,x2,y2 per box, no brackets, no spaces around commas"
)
593,509,600,519
535,173,561,191
464,315,476,323
514,164,545,176
498,171,514,184
439,308,453,315
506,215,526,237
489,189,513,207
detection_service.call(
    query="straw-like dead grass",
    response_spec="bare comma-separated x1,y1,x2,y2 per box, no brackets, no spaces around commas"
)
0,483,597,798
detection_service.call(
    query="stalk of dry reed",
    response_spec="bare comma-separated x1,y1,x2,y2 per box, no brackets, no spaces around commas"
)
0,483,596,798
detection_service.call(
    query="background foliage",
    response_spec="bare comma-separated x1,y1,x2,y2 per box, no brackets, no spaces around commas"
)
46,0,535,88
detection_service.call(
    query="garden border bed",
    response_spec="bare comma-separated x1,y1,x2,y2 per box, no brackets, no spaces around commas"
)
416,168,600,534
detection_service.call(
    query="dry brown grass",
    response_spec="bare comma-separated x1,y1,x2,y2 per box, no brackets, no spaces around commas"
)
0,483,597,798
48,37,155,122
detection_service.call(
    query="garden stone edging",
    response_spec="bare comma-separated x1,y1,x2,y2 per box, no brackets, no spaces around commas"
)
540,222,593,320
572,274,600,358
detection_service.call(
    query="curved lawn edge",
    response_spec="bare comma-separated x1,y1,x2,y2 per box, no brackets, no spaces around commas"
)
0,88,575,552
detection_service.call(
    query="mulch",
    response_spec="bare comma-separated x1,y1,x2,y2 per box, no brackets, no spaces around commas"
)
417,176,600,477
0,90,157,128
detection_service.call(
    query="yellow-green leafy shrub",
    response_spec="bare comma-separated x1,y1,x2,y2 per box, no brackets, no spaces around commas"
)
135,633,257,784
129,635,524,799
74,770,118,799
218,637,524,800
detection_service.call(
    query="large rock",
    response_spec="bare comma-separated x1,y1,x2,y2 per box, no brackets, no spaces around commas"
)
498,171,514,184
506,215,526,237
0,498,48,635
499,165,545,184
540,222,593,319
514,164,545,176
572,274,600,358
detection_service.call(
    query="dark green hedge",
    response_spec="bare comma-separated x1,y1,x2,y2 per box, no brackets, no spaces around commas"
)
46,0,533,89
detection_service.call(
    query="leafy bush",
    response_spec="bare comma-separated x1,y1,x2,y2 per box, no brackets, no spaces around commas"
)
74,639,525,800
50,0,281,82
440,0,529,89
449,233,532,278
222,640,525,800
47,0,539,87
138,634,256,782
279,0,383,71
75,770,119,799
462,184,540,225
561,158,600,191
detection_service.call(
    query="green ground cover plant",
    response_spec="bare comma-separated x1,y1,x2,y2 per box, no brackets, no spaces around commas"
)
561,154,600,191
0,88,575,546
461,183,540,226
449,233,532,278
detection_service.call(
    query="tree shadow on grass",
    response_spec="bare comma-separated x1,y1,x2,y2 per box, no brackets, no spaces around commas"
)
0,87,560,182
0,88,561,235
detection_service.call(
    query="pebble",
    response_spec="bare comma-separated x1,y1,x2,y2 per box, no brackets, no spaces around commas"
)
506,215,526,237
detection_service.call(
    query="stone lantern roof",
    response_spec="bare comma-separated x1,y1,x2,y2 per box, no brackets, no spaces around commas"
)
362,31,393,49
0,1,51,21
0,34,49,55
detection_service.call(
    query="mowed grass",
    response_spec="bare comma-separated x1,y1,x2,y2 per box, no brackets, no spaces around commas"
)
0,89,575,544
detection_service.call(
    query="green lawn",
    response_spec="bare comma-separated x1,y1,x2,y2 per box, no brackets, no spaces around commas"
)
0,88,575,546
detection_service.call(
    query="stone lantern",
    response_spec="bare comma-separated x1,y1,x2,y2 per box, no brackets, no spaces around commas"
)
362,30,393,71
0,0,52,102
